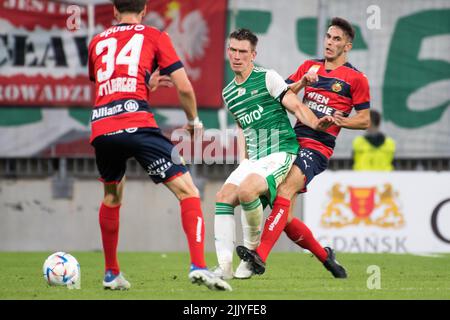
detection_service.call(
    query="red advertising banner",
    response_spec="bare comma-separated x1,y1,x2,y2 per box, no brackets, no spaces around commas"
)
0,0,226,108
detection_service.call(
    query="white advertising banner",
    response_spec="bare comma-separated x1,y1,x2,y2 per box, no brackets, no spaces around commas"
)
303,171,450,253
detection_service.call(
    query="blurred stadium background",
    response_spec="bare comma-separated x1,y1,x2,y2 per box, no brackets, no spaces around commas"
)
0,0,449,257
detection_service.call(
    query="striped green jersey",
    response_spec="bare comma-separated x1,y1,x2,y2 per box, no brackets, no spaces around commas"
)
222,67,299,160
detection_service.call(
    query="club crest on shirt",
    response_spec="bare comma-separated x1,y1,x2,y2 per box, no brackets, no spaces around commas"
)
332,81,343,93
237,87,246,96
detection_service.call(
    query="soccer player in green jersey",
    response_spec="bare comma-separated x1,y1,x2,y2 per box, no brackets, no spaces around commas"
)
214,29,334,279
237,18,370,279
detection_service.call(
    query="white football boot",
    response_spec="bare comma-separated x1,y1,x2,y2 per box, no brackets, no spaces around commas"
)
189,266,232,291
211,264,234,280
233,260,253,279
103,270,131,290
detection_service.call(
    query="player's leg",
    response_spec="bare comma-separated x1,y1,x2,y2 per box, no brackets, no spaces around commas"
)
255,166,306,263
101,179,124,276
283,150,346,278
214,183,239,279
132,128,205,269
213,159,258,279
235,152,296,276
100,179,132,289
233,173,267,278
134,128,231,290
164,172,231,291
238,148,347,278
92,133,131,290
282,151,328,262
237,173,268,251
164,172,205,268
236,165,304,274
284,190,328,264
237,151,296,254
286,208,347,278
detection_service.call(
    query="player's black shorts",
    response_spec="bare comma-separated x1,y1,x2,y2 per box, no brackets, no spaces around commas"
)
91,127,187,184
293,148,328,193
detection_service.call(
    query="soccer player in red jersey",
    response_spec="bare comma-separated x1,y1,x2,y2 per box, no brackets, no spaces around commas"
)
237,17,371,278
88,0,231,291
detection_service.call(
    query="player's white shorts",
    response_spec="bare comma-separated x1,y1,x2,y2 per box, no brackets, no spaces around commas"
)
225,152,296,205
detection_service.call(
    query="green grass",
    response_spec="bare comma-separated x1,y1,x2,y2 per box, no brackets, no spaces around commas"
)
0,252,449,300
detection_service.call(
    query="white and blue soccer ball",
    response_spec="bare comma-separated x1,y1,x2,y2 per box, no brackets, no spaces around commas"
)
43,252,80,288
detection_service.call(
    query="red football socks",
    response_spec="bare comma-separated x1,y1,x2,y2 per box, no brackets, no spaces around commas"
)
180,197,206,269
284,217,328,262
99,202,121,274
256,196,290,262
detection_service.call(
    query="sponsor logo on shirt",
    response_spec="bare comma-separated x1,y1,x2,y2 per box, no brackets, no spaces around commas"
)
124,99,139,112
91,100,141,121
238,104,264,126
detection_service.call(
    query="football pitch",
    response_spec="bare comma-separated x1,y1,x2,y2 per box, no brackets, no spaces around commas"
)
0,252,449,300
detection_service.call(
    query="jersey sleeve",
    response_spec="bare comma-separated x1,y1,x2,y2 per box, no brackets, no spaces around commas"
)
222,94,228,108
352,73,371,110
286,61,309,84
156,31,184,75
266,69,288,100
87,38,96,82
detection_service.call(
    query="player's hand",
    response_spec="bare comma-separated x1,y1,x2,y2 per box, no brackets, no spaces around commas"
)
315,115,334,131
145,69,173,92
300,71,319,87
183,117,204,139
333,111,347,127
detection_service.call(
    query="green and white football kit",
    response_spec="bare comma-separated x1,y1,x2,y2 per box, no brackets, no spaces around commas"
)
222,67,299,204
215,67,299,279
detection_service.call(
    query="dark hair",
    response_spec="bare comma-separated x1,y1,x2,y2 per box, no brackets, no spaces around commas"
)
229,28,258,49
112,0,147,14
329,17,355,42
370,110,381,127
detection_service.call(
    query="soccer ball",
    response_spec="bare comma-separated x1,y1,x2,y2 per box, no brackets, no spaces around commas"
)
43,252,80,289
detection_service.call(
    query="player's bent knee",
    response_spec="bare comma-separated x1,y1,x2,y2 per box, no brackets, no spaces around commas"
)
238,175,264,202
103,194,121,207
280,169,306,197
166,173,200,200
278,181,300,200
216,184,239,206
216,190,229,203
237,186,257,203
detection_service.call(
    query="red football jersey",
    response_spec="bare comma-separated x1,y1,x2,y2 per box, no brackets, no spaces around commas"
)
287,59,370,158
88,23,182,142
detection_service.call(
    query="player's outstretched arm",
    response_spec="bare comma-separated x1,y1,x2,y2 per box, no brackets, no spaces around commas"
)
281,89,333,131
170,68,198,121
288,81,304,95
288,72,318,95
334,109,370,129
170,68,203,134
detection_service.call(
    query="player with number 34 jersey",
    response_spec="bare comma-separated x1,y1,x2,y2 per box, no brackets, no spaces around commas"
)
88,23,181,141
87,0,231,292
